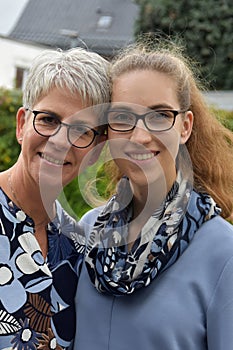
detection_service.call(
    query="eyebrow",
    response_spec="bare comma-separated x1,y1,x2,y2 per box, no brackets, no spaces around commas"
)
109,105,132,111
148,103,175,110
110,103,176,111
37,109,97,126
35,109,61,118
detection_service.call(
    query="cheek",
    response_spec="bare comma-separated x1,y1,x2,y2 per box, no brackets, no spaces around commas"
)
108,137,129,160
23,118,38,137
156,130,181,161
21,128,42,151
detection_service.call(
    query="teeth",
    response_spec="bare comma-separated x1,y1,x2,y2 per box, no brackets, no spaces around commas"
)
41,153,64,165
130,153,154,161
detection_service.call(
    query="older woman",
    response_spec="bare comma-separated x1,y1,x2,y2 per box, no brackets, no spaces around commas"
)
0,47,110,349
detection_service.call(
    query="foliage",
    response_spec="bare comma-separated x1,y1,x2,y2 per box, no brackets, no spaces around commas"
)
0,88,22,171
59,160,112,219
218,110,233,132
58,178,92,220
134,0,233,90
208,106,233,132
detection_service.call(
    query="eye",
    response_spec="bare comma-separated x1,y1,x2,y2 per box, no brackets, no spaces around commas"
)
154,110,174,119
109,111,134,123
70,124,94,138
116,113,130,121
36,113,60,126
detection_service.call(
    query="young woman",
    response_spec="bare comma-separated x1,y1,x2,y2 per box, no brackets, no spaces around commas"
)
0,47,110,349
74,40,233,350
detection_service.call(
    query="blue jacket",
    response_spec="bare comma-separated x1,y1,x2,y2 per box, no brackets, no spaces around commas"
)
73,209,233,350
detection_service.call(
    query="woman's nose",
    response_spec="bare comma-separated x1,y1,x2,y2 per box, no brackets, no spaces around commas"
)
48,124,71,150
130,119,153,144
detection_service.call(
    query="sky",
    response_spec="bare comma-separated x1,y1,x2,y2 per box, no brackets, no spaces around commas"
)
0,0,29,35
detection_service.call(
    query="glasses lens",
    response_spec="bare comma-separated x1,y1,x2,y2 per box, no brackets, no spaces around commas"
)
69,125,96,148
146,110,175,131
108,110,135,131
34,113,60,136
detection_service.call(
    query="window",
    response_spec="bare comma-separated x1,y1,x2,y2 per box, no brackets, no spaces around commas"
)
97,15,112,30
15,67,28,89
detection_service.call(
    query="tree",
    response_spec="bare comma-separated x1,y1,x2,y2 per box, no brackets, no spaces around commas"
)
134,0,233,89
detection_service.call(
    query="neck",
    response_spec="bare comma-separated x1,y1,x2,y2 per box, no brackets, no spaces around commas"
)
130,176,170,222
7,166,56,226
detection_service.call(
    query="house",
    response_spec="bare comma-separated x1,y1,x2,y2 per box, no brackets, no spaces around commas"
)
9,0,139,56
0,0,139,89
0,36,49,89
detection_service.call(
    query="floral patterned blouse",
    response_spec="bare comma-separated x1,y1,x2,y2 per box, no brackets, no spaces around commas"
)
0,188,84,350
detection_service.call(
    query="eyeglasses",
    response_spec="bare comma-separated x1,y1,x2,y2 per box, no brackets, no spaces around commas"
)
27,109,99,148
107,108,188,132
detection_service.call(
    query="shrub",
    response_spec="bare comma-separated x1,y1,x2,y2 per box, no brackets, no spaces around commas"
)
0,88,22,171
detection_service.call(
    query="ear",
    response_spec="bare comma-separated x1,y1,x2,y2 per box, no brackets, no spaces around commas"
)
88,134,107,166
16,107,27,145
180,111,194,144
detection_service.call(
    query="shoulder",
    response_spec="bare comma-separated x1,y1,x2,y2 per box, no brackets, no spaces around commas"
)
193,216,233,260
80,206,104,223
201,215,233,236
55,200,75,225
79,206,105,236
54,200,83,240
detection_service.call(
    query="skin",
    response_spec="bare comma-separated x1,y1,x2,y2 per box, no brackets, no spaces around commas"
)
109,70,193,249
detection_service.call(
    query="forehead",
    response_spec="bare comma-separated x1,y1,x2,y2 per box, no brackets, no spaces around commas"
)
112,70,179,108
33,87,104,128
34,87,87,111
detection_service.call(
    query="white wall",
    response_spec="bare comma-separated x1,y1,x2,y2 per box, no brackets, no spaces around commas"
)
0,36,49,89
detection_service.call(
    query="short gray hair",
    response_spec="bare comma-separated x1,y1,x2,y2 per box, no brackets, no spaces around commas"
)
23,47,111,108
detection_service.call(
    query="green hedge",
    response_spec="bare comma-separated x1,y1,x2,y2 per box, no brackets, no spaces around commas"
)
0,87,233,218
0,88,21,171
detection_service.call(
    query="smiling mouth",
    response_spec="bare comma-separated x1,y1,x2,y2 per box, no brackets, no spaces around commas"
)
128,151,160,161
39,153,69,166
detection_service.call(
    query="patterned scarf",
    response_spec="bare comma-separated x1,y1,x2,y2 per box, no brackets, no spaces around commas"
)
85,171,221,296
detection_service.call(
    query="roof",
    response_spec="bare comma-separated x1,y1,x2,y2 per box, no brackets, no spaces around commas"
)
8,0,139,56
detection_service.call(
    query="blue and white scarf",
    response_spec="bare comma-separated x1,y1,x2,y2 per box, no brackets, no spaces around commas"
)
85,172,221,296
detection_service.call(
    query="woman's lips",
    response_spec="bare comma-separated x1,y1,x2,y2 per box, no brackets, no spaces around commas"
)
127,151,160,161
39,152,70,166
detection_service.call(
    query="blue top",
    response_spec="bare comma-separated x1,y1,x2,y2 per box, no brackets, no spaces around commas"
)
74,207,233,350
0,188,84,350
